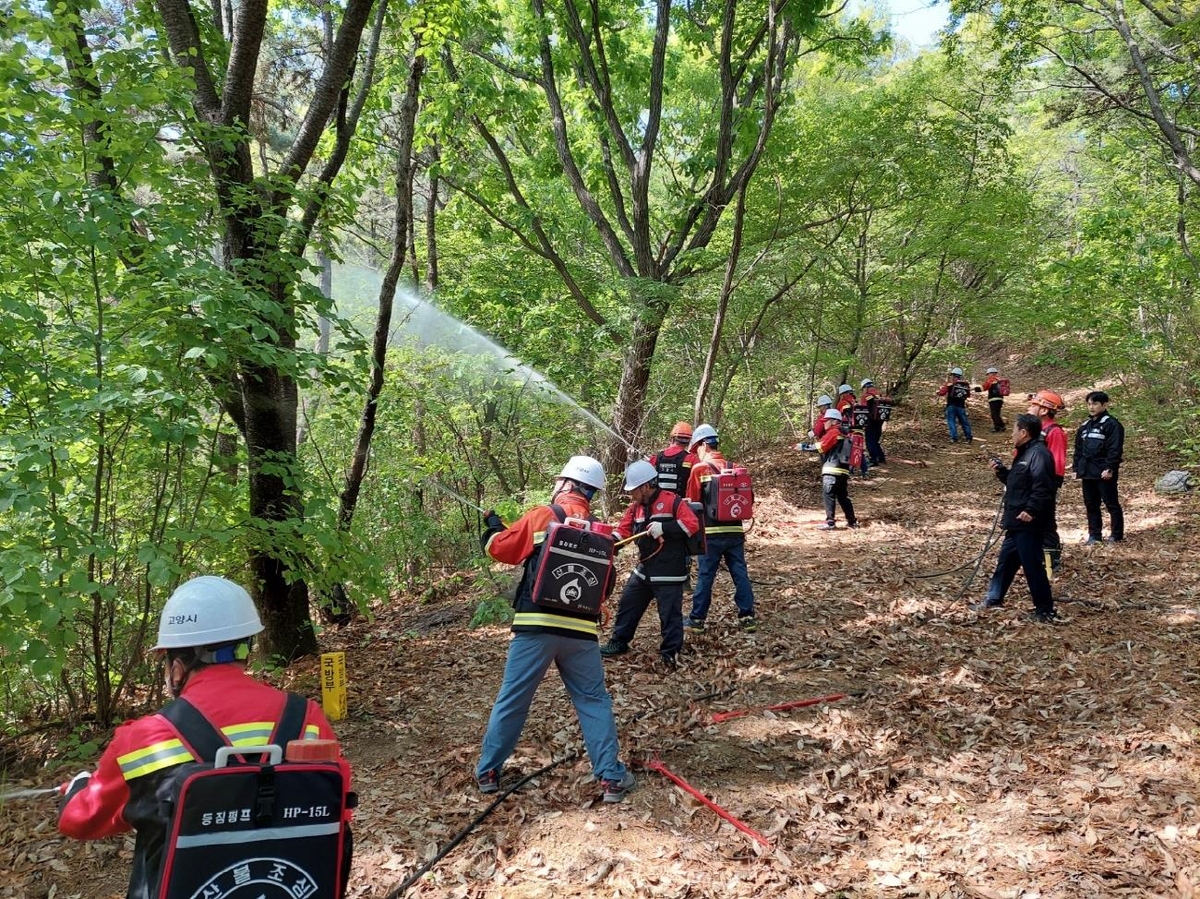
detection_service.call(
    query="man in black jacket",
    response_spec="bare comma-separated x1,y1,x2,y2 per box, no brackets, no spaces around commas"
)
1074,390,1126,544
971,414,1059,622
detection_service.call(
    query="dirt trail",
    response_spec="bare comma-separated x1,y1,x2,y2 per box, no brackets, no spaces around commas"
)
3,397,1199,899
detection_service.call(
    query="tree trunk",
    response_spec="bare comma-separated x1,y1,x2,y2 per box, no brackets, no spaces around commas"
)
608,295,668,474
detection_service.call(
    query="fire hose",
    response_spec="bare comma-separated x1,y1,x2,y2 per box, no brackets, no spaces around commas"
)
640,757,772,849
379,753,579,899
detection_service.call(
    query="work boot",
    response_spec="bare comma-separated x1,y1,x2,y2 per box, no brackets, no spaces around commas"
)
738,616,758,633
599,640,630,657
816,522,837,531
683,617,706,632
601,770,636,803
1027,609,1059,623
846,521,861,529
476,769,499,795
658,653,678,671
1083,535,1101,545
1105,535,1123,543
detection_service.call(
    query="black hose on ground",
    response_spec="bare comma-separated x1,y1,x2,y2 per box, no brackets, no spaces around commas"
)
379,752,578,899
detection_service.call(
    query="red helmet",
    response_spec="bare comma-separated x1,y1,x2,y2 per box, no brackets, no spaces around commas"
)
670,421,694,440
1028,389,1065,413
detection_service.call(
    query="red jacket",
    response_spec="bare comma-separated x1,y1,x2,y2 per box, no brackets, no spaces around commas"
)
835,393,856,416
485,491,604,638
59,665,339,842
1040,417,1067,479
614,488,699,581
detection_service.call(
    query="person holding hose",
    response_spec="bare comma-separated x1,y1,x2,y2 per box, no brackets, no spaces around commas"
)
601,460,700,669
57,576,351,899
477,456,635,803
816,408,859,530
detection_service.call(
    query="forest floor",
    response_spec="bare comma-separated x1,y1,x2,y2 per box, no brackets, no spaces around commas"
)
3,383,1200,899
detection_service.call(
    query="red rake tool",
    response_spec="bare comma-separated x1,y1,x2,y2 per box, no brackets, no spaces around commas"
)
710,692,848,724
641,757,772,849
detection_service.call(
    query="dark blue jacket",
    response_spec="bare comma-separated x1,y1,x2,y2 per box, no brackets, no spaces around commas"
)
995,439,1056,531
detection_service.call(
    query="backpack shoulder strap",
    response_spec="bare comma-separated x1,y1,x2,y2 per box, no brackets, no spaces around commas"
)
161,697,227,763
274,692,309,746
548,503,566,523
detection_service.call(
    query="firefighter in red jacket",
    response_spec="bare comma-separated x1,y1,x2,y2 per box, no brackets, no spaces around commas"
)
1028,389,1068,572
683,425,758,632
601,460,701,668
58,576,348,899
859,378,887,465
980,366,1007,432
816,408,858,530
649,421,695,497
477,456,635,803
836,383,869,477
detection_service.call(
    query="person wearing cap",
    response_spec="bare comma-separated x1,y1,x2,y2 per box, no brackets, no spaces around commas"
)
477,456,635,803
860,378,887,466
1073,390,1125,543
649,421,696,497
812,395,836,440
980,367,1007,432
1028,389,1068,571
57,576,348,898
816,408,859,530
601,461,700,668
683,425,758,632
937,367,973,443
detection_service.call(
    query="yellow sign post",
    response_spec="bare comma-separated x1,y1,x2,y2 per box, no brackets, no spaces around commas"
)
320,651,347,721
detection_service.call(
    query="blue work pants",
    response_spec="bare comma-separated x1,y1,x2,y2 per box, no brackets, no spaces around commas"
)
477,632,627,782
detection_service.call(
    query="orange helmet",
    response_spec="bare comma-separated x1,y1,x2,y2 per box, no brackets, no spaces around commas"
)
1028,389,1065,413
670,421,694,440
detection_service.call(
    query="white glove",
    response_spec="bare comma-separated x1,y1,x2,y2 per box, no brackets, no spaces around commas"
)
807,429,815,438
646,521,664,539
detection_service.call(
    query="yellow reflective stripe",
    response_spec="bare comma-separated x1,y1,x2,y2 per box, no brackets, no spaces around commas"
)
705,524,745,535
821,463,849,475
513,612,599,635
118,739,193,780
221,722,274,745
303,724,321,740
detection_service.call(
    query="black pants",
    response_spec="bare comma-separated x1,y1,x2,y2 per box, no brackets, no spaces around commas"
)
989,399,1005,431
822,474,855,525
611,574,684,658
1041,485,1061,557
865,422,885,464
986,528,1053,614
1082,477,1124,539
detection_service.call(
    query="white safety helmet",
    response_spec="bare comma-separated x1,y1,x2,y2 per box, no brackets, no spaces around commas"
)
838,384,853,395
816,394,834,407
623,459,659,491
950,367,964,377
153,576,263,650
860,378,873,389
823,408,844,421
986,366,999,374
558,455,606,490
688,423,719,450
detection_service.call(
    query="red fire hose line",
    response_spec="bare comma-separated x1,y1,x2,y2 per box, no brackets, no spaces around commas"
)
641,758,773,849
710,692,848,724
